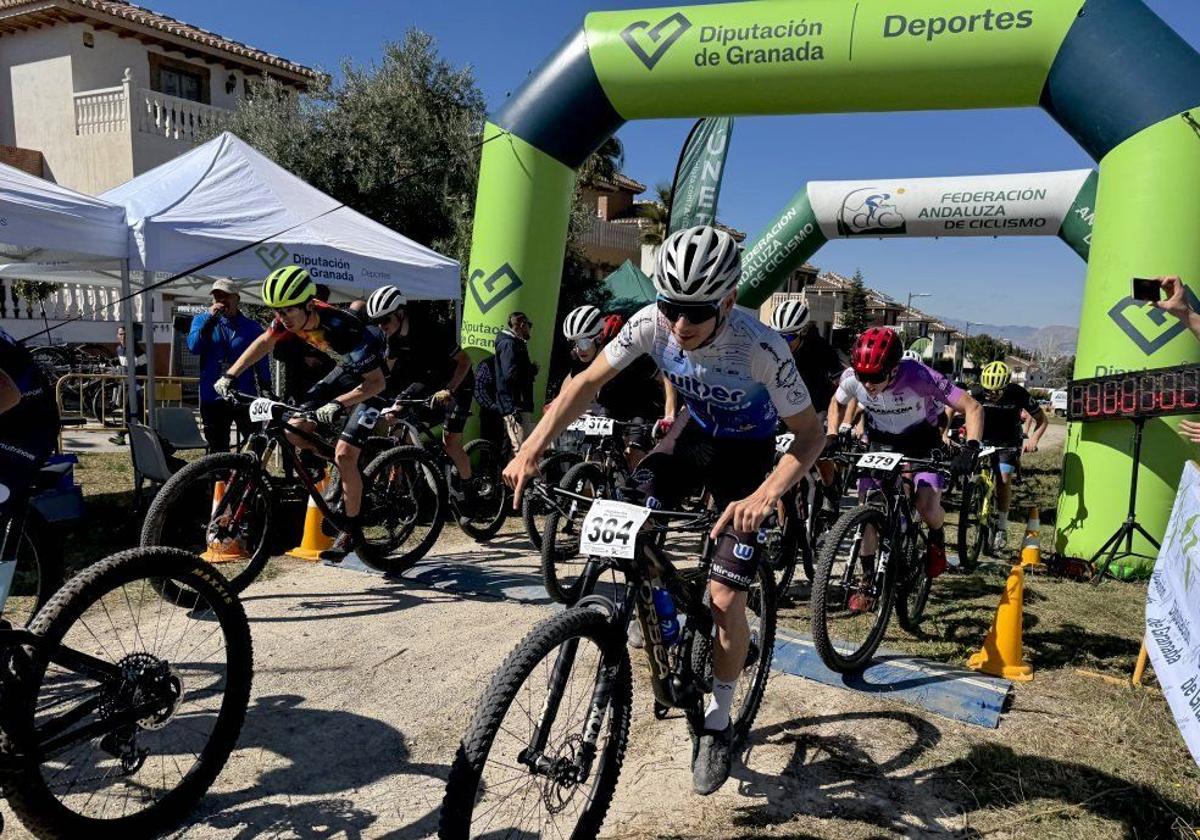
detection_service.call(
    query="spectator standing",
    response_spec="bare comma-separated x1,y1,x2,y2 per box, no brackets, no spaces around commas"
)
187,280,269,452
1155,276,1200,444
109,323,147,446
494,311,537,452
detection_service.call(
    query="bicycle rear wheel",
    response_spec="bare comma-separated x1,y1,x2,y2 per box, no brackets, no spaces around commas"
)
956,477,987,572
357,445,445,574
895,528,933,632
2,547,252,838
0,514,63,628
810,504,896,673
140,453,273,607
439,608,630,838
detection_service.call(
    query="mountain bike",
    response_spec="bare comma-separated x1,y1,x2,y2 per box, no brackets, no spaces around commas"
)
0,461,68,628
520,424,587,553
810,449,955,673
0,545,252,838
380,398,510,542
140,392,445,602
956,446,1006,570
439,481,776,837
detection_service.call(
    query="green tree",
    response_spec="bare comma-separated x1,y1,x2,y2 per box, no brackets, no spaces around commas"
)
208,30,487,269
965,333,1009,366
841,269,871,336
638,181,673,247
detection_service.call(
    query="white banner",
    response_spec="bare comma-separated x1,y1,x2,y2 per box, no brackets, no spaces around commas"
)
807,170,1092,241
1146,460,1200,768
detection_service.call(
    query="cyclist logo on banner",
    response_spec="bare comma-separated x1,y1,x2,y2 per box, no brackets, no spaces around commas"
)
837,187,907,237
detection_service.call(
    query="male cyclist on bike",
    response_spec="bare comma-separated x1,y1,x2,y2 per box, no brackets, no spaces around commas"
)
827,328,983,585
215,266,386,561
969,360,1048,553
0,328,59,528
771,299,844,497
364,286,476,492
559,305,665,463
504,225,826,796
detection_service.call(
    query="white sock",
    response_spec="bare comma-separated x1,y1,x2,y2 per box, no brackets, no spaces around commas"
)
703,678,737,731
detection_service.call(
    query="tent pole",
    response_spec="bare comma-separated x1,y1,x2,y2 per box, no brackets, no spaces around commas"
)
454,298,462,335
141,270,156,431
120,260,139,425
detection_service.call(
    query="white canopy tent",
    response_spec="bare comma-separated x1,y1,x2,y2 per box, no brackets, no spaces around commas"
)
0,162,141,418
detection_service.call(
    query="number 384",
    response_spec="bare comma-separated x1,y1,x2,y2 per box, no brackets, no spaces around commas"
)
586,516,634,546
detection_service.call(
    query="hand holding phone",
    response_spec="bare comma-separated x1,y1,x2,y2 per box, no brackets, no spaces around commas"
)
1132,277,1163,302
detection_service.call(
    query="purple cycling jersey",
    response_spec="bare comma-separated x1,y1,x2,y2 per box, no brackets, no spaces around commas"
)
835,359,963,436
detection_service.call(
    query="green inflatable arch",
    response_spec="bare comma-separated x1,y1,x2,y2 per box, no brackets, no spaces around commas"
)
461,0,1200,564
737,168,1099,307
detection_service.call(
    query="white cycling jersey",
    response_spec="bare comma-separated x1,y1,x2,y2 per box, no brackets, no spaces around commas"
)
605,304,811,439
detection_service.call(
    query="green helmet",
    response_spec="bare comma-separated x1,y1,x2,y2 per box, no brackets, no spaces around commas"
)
262,265,315,308
980,360,1012,391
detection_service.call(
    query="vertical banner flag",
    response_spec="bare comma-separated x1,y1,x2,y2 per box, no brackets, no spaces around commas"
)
1146,460,1200,767
668,118,734,234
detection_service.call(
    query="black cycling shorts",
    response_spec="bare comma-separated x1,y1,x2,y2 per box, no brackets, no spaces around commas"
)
429,387,473,435
632,411,775,592
0,434,54,518
340,403,383,449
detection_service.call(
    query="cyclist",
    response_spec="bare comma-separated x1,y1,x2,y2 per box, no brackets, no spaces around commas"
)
365,286,476,492
771,299,843,499
504,225,826,796
559,306,665,463
0,328,59,526
970,360,1048,552
214,265,386,561
826,327,983,589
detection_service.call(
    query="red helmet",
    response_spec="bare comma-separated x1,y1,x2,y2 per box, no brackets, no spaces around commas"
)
851,327,903,381
600,313,625,344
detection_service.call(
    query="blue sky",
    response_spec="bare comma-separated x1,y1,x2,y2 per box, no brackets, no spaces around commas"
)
151,1,1200,328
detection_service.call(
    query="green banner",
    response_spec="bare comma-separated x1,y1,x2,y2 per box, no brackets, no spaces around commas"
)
585,0,1083,119
1058,170,1098,262
669,117,734,233
738,187,827,308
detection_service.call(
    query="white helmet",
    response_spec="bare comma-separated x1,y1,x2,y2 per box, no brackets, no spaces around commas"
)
653,225,742,303
771,299,809,333
366,285,406,320
562,305,603,341
902,349,922,363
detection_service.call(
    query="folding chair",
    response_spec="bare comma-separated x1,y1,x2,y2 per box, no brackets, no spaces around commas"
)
128,421,174,515
154,406,209,452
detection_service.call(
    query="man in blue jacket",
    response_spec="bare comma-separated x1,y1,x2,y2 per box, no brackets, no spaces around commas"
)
187,279,269,452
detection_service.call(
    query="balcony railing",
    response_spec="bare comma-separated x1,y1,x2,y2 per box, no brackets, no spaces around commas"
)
579,217,644,256
74,70,228,142
0,279,144,322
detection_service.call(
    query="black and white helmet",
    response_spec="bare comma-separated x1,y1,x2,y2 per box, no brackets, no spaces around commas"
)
653,225,742,303
366,285,406,320
902,349,922,363
771,299,810,332
562,305,603,341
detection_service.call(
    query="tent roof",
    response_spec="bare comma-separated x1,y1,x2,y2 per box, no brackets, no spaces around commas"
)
0,161,127,262
602,260,656,315
101,132,461,301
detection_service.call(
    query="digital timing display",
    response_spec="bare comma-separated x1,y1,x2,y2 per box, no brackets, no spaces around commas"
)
1068,363,1200,422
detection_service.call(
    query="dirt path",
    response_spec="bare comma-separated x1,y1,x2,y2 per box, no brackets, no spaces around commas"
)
1,516,1159,838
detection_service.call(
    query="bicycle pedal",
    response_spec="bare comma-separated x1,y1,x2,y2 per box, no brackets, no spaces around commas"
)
652,701,684,721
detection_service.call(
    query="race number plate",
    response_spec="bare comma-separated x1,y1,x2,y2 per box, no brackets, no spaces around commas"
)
579,499,652,559
248,398,276,423
775,433,795,454
856,451,903,471
568,415,615,437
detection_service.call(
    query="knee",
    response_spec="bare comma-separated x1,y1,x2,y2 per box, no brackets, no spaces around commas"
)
334,444,358,470
708,582,741,624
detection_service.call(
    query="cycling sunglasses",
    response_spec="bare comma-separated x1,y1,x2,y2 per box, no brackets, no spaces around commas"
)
656,299,720,325
780,332,799,343
857,368,895,385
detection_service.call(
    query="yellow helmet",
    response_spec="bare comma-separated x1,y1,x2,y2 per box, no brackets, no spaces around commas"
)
980,360,1012,391
261,265,315,308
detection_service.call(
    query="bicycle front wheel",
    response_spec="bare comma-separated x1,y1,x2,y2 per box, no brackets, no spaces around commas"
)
521,451,579,551
810,504,896,673
440,607,630,838
2,547,253,838
452,439,508,542
540,461,609,605
956,477,987,572
140,453,274,606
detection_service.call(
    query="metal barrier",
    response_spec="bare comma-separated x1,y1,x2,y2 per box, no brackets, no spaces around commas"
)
54,372,199,432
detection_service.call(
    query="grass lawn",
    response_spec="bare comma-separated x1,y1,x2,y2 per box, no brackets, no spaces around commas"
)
778,419,1200,838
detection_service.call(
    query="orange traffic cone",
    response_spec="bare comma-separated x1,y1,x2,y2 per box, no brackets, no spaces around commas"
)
287,474,333,561
968,564,1033,681
1020,506,1041,567
200,480,249,565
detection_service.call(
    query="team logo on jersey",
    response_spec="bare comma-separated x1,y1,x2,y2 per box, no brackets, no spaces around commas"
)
620,12,692,69
665,371,747,405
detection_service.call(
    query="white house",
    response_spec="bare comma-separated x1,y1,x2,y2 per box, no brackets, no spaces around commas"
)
0,0,318,361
